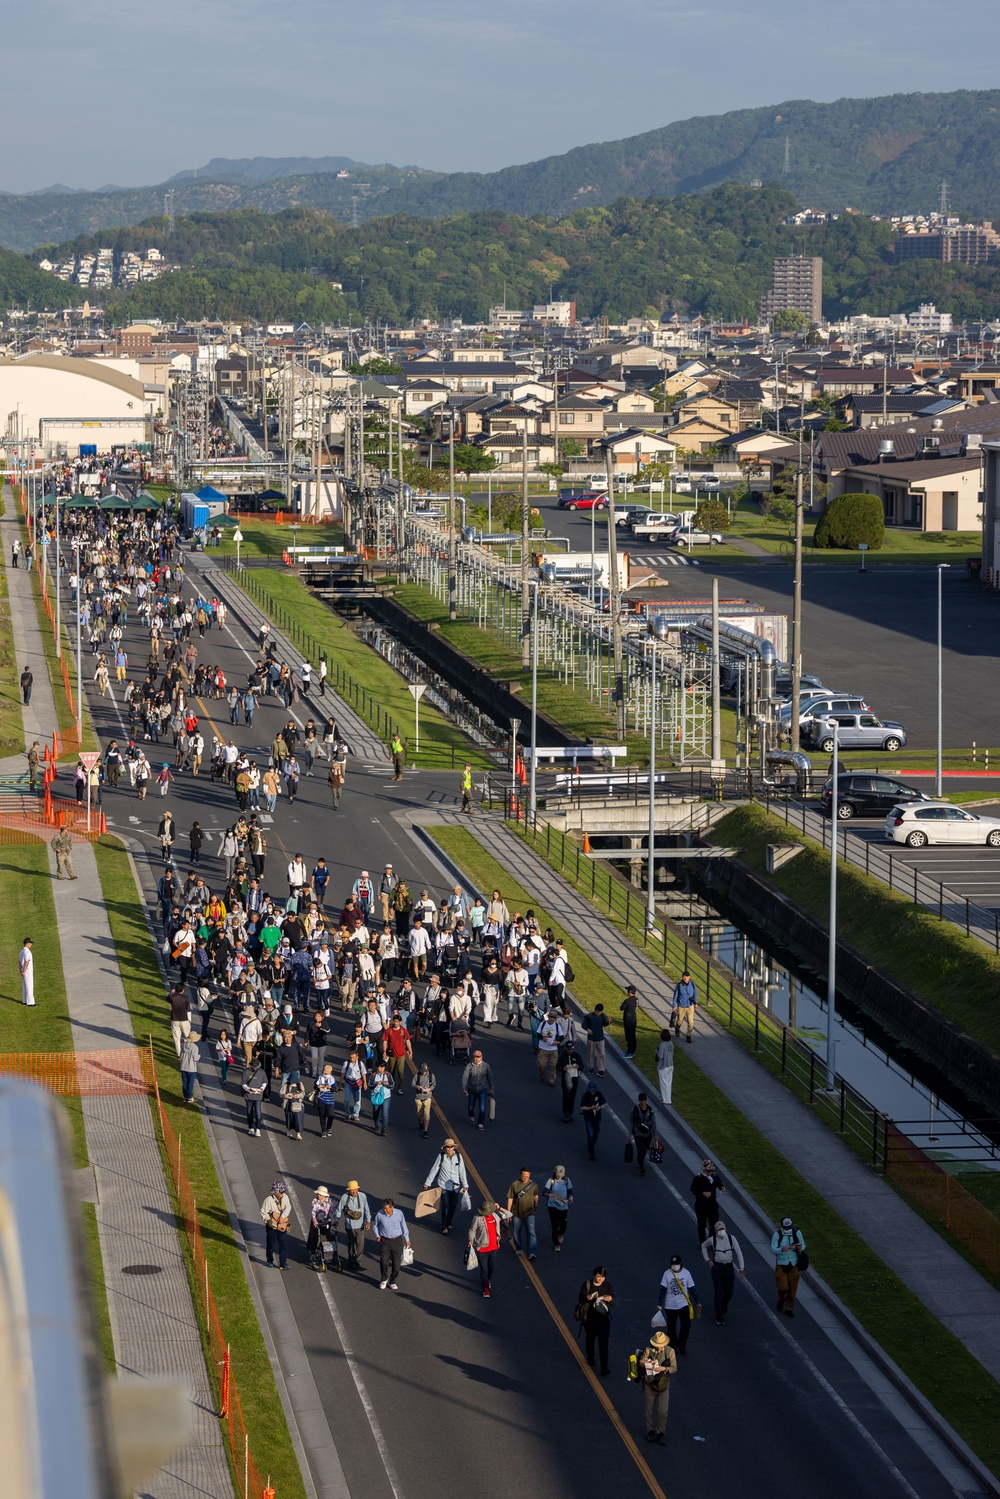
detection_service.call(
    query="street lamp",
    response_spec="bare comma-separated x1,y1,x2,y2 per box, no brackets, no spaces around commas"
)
826,719,839,1087
936,564,950,798
72,539,82,742
646,615,670,930
509,716,521,807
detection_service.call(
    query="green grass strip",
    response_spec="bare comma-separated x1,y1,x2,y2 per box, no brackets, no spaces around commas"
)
429,822,1000,1473
81,1200,116,1373
228,564,492,769
712,804,1000,1057
0,547,24,757
93,837,308,1499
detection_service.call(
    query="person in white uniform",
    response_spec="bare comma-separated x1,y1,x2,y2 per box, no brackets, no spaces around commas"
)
19,937,34,1006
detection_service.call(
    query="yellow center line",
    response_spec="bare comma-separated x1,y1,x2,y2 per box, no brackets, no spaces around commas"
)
423,1082,669,1499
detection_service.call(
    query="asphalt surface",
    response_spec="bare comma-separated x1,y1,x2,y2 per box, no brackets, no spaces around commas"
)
528,492,1000,753
822,813,1000,919
77,551,966,1499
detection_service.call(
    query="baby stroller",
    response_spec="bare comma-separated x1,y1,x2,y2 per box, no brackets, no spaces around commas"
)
449,1018,472,1065
480,932,500,965
308,1224,342,1274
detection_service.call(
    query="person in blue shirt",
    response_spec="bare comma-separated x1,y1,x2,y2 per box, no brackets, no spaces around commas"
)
671,971,698,1042
771,1216,807,1317
373,1198,410,1289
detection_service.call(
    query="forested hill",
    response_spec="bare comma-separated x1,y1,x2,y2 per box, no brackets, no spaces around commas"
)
3,89,1000,251
44,186,995,326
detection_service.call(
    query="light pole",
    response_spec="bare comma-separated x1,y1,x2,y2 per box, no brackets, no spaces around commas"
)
54,486,62,656
826,721,839,1087
936,564,950,797
509,716,521,810
529,580,539,826
647,616,669,930
72,539,82,742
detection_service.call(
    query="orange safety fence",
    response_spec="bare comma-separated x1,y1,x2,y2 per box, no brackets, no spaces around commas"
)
0,1048,154,1094
12,482,82,735
0,789,105,838
151,1057,277,1499
884,1124,1000,1281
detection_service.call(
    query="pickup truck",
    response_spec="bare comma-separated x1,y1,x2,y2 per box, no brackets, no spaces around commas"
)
629,513,682,540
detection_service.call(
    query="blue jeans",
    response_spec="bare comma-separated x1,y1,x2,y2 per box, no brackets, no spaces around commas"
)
584,1113,601,1158
441,1189,461,1231
181,1070,196,1100
343,1082,361,1119
373,1093,391,1132
511,1214,537,1256
245,1097,262,1130
468,1089,489,1126
265,1225,288,1268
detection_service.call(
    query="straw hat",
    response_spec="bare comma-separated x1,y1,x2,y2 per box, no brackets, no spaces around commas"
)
650,1331,670,1349
315,1186,330,1198
346,1180,359,1193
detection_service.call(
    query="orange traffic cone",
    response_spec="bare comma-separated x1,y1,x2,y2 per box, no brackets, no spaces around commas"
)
583,833,591,853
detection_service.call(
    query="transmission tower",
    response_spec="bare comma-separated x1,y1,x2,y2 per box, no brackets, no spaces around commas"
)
938,178,950,216
164,190,176,234
783,136,791,176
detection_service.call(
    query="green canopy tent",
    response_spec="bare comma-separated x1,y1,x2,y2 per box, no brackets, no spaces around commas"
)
213,513,242,528
63,492,100,509
258,488,286,502
98,494,133,511
130,492,162,512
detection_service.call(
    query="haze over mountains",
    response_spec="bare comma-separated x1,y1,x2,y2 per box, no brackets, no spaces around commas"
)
4,90,1000,255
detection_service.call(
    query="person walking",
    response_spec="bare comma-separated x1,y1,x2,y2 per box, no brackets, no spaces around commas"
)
771,1216,807,1318
51,827,77,880
27,741,41,793
20,665,33,705
369,1061,394,1136
583,1004,608,1076
543,1164,573,1251
423,1138,468,1235
314,1063,339,1138
374,1198,410,1290
701,1219,745,1325
389,732,405,781
619,984,638,1059
537,1010,561,1086
505,1167,539,1260
579,1077,606,1161
215,1030,233,1085
467,1198,503,1298
260,1180,292,1269
168,981,191,1054
158,810,176,864
559,1042,583,1122
690,1160,725,1243
671,970,698,1043
628,1092,658,1177
327,759,345,809
241,1061,267,1135
461,1048,495,1130
655,1255,698,1355
19,937,35,1007
655,1028,675,1104
460,762,473,814
340,1051,367,1121
637,1331,677,1445
577,1266,615,1375
180,1035,200,1103
383,1015,412,1095
412,1062,436,1137
335,1181,371,1271
307,1186,336,1270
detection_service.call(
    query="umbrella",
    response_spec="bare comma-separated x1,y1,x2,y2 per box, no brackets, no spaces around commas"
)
99,494,132,511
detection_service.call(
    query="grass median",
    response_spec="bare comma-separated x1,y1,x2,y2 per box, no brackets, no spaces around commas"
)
428,820,1000,1473
0,552,23,757
93,836,308,1499
229,565,491,769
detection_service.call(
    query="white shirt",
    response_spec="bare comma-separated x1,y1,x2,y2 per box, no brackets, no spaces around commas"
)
408,926,431,956
19,945,32,977
287,860,308,888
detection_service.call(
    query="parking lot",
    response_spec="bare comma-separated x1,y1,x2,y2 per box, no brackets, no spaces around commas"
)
821,806,1000,919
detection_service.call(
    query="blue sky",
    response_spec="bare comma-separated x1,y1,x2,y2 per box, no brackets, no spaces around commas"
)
4,0,997,191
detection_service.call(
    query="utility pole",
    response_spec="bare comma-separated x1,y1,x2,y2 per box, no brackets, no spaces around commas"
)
711,574,722,763
790,465,804,753
285,356,293,513
521,423,530,665
604,444,625,739
448,419,457,621
396,399,405,578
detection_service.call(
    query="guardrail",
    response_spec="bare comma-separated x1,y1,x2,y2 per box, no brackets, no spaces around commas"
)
222,560,403,748
496,800,1000,1279
758,790,1000,952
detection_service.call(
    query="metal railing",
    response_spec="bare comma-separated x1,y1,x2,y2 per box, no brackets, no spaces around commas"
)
221,560,403,747
758,791,1000,952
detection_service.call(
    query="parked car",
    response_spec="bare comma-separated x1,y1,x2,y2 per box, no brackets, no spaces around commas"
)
667,526,724,546
810,712,906,753
616,503,656,526
559,491,607,511
820,774,934,820
630,513,681,539
700,475,722,490
884,804,1000,848
780,693,870,727
774,672,827,700
673,477,693,493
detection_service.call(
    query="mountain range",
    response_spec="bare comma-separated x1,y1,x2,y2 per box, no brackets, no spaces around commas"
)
5,90,1000,253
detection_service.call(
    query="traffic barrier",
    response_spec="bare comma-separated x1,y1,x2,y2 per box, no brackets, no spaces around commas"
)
0,1048,152,1095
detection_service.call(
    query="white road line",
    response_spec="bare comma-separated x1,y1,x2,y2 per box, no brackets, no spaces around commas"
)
268,1140,408,1499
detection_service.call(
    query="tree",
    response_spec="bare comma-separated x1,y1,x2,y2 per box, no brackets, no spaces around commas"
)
814,492,885,550
772,308,810,332
402,456,448,493
453,444,497,474
694,497,731,533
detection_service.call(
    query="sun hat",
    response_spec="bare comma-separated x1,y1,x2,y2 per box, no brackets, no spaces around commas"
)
554,1165,566,1178
346,1180,359,1193
315,1186,330,1198
650,1331,670,1348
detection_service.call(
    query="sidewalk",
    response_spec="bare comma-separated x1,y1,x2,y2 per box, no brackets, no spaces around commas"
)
410,806,1000,1384
0,497,234,1499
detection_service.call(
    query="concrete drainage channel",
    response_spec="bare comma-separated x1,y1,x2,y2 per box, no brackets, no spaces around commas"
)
356,620,507,756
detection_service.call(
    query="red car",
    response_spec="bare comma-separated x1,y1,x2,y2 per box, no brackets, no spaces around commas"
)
559,491,608,511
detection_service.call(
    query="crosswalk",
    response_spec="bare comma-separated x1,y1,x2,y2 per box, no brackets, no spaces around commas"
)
643,553,701,567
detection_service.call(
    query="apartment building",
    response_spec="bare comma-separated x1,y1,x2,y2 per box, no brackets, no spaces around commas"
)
760,256,823,324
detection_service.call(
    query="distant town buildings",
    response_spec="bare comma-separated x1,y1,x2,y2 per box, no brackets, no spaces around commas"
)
37,246,175,289
893,221,1000,265
761,256,823,324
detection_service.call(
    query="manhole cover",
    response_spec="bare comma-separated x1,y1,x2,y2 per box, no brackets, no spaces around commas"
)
121,1264,163,1276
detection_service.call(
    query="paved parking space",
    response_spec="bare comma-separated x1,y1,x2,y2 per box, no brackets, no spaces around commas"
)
843,822,1000,913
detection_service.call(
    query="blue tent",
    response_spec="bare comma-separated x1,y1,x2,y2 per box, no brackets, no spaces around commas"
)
195,485,227,502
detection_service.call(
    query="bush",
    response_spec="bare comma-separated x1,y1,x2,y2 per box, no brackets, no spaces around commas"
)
814,492,885,550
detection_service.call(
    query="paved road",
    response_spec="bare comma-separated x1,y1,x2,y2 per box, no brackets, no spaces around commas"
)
76,553,966,1499
525,493,999,752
